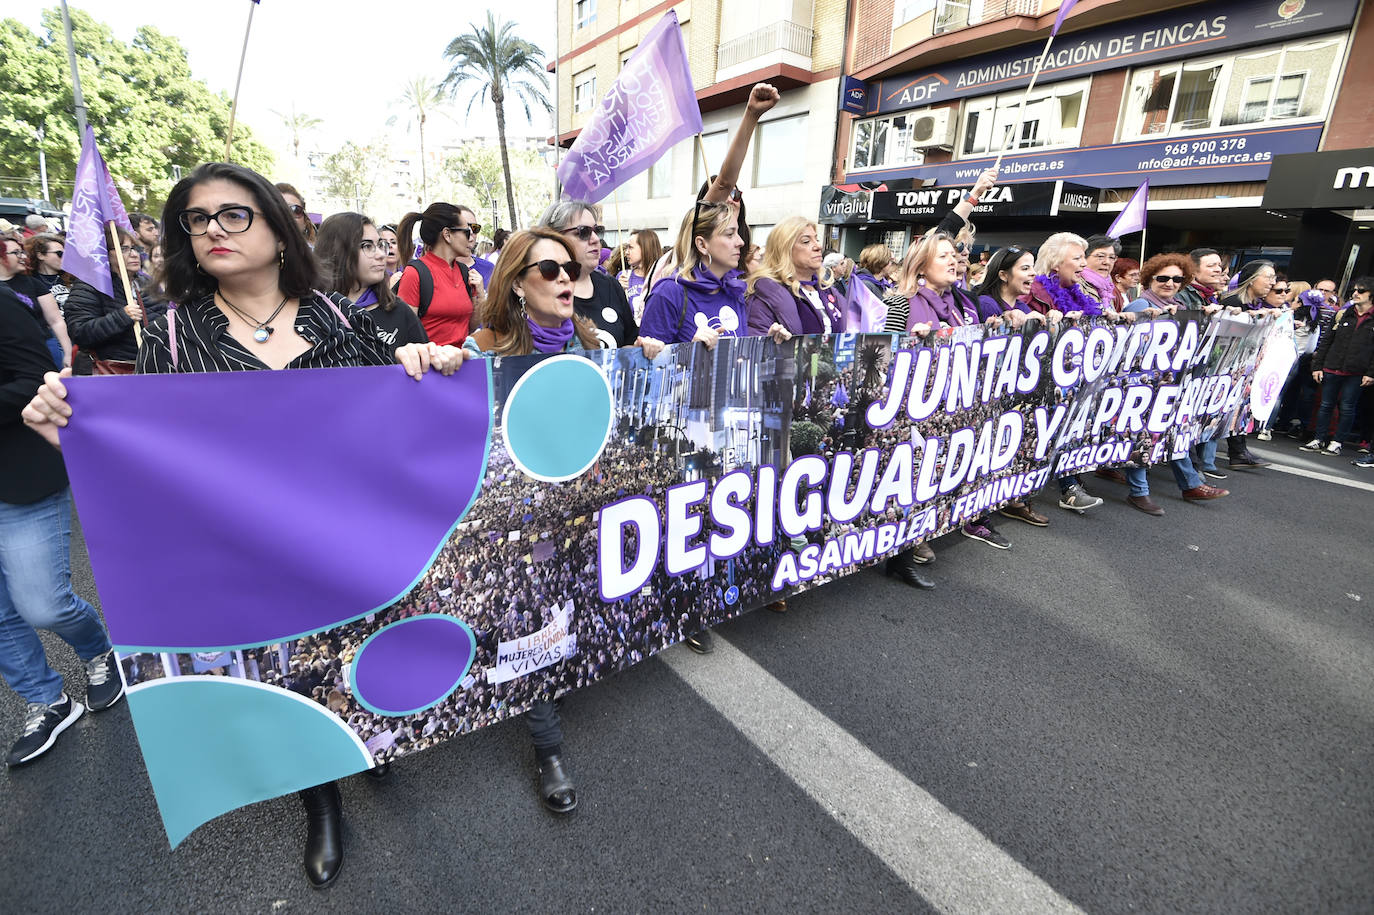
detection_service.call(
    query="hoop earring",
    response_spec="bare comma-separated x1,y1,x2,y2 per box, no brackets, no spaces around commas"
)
196,261,208,275
705,252,714,270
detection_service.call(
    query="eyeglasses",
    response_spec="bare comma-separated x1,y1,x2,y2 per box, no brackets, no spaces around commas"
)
178,206,256,236
360,240,392,254
446,225,473,240
1153,275,1186,284
1271,286,1290,294
288,204,306,217
1,247,19,259
563,225,605,242
521,259,583,282
118,245,138,255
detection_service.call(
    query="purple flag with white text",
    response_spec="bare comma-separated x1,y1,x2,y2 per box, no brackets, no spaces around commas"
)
66,127,133,297
845,277,890,333
557,11,702,202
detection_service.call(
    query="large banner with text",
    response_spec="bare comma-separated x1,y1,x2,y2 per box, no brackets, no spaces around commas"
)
59,313,1273,845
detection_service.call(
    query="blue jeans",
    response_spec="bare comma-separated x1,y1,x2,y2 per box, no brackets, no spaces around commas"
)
1126,457,1204,497
1193,438,1219,472
0,489,111,704
1314,374,1364,445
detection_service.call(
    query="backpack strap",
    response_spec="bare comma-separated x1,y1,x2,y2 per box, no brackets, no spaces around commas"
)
407,259,435,318
318,290,354,329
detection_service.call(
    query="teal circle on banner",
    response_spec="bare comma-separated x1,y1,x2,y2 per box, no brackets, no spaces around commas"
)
502,354,614,482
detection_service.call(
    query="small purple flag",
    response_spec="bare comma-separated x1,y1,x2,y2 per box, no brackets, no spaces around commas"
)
845,278,890,333
557,11,702,202
1050,0,1081,37
1106,179,1149,238
66,126,134,297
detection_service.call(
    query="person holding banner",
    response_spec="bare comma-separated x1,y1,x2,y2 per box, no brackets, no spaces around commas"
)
0,284,124,768
744,217,841,337
1217,261,1279,469
23,161,468,889
64,228,163,375
315,213,428,348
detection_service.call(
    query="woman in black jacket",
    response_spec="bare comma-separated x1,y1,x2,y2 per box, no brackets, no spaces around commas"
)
1301,277,1374,456
63,228,166,372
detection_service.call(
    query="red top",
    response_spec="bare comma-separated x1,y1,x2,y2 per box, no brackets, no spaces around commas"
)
396,251,474,345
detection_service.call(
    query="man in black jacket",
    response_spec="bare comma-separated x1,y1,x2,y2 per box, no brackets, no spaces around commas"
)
1301,277,1374,458
0,286,124,766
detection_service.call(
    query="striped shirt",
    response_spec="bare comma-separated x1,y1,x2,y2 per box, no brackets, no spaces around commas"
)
137,291,396,374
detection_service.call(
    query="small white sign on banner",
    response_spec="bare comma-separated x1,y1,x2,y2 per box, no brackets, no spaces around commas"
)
486,601,578,684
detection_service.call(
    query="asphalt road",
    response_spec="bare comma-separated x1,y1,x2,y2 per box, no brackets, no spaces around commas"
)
2,436,1371,913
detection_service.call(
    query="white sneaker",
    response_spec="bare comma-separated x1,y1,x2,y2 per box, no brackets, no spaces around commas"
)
1299,439,1325,452
1256,429,1272,441
1324,441,1342,455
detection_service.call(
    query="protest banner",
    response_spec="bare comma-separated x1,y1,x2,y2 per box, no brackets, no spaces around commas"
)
58,314,1274,845
556,11,702,202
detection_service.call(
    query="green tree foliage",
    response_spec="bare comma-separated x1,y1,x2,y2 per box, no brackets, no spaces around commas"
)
436,143,552,232
789,421,825,457
441,13,551,231
0,8,273,213
317,140,390,208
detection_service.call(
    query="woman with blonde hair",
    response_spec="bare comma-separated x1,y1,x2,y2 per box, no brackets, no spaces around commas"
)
639,201,748,353
883,230,977,334
744,216,841,338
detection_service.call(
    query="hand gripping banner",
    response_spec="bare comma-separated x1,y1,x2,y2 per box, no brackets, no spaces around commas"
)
58,313,1274,844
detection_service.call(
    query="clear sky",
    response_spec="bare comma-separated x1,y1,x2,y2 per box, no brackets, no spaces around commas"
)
9,1,557,164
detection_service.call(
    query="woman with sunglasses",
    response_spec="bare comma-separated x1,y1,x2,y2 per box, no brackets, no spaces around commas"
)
536,201,638,350
394,203,481,346
24,162,466,890
275,183,316,246
23,234,72,307
62,229,157,374
316,213,428,348
1,237,71,369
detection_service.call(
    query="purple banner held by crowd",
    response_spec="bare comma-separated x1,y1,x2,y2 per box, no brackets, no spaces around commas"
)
65,127,134,297
556,10,703,202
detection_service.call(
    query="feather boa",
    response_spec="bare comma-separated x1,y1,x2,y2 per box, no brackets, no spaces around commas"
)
1033,274,1103,316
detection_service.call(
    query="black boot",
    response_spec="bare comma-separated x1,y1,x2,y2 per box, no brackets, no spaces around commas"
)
537,748,578,815
299,781,343,888
884,551,935,590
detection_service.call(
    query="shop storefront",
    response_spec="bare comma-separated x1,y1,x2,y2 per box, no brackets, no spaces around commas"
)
1262,147,1374,289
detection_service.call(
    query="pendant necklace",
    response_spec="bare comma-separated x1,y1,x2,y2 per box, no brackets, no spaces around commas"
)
218,291,289,343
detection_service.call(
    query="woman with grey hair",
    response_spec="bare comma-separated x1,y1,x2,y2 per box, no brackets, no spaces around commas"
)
537,200,640,350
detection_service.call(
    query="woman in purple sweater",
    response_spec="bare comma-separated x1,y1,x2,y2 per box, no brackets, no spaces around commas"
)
744,217,843,337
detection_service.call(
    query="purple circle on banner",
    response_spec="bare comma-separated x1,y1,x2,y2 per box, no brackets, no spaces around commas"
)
350,615,476,716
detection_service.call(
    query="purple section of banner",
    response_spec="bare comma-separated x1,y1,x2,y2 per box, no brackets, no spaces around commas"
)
848,124,1322,189
557,11,703,203
59,364,493,650
65,127,134,298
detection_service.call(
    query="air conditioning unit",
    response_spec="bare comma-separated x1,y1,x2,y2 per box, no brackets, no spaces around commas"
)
909,109,956,150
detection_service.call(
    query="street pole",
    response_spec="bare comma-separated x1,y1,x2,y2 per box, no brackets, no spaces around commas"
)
224,0,257,161
59,0,89,139
36,122,51,201
552,0,561,199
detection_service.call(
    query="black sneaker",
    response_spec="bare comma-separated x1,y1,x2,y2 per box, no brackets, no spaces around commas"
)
6,693,84,767
684,630,714,654
961,522,1011,549
85,650,125,712
1200,467,1228,480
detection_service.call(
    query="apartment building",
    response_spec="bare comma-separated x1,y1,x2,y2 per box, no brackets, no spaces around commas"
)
825,0,1374,282
553,0,849,247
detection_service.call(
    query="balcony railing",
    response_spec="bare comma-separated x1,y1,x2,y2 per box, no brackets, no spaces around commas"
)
717,20,814,71
934,0,1042,35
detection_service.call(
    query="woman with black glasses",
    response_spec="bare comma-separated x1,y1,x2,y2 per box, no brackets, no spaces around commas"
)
275,182,317,246
316,213,428,348
24,162,466,889
394,203,480,346
536,200,638,350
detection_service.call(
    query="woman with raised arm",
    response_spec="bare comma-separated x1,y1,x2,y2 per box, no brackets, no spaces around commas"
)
23,162,465,890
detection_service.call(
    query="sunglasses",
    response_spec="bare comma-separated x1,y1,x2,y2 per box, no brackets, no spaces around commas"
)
1153,275,1186,284
446,225,473,240
564,225,605,243
522,259,582,282
467,223,482,236
1354,286,1371,294
1271,286,1290,294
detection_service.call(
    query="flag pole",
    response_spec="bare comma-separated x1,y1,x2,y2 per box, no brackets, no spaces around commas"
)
992,34,1055,172
108,221,142,347
224,0,258,161
59,0,89,138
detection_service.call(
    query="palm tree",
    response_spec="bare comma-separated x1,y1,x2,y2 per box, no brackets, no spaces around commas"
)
392,76,447,202
271,105,322,160
441,13,552,230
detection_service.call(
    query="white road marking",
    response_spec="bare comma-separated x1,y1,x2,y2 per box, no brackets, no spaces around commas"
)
662,638,1084,915
1263,461,1374,493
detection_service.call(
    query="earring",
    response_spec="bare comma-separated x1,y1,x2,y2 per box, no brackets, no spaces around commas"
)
196,261,208,275
518,294,527,315
705,252,714,270
278,249,285,270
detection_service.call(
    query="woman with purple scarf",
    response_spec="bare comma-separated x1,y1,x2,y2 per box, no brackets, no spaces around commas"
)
1020,232,1107,513
639,201,750,353
745,217,843,338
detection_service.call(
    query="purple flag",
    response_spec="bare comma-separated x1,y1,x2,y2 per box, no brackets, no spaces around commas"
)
845,278,890,333
1050,0,1081,37
1106,179,1149,238
557,11,702,202
66,127,134,297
